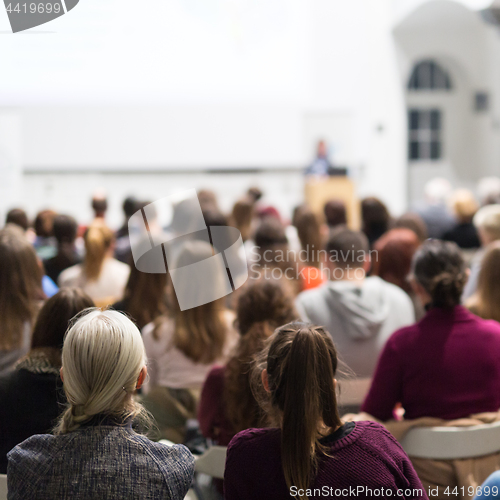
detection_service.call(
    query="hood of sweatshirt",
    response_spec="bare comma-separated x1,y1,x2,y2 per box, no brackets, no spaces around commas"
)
324,277,392,340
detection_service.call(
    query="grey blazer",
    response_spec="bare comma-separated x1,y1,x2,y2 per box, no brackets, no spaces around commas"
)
7,423,194,499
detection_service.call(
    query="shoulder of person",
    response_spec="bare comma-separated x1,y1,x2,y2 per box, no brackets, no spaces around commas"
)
295,283,328,305
353,421,407,454
142,316,174,342
227,427,280,455
58,263,82,285
8,433,61,464
134,435,195,469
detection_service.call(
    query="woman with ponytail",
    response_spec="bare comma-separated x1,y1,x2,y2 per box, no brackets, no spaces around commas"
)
224,323,426,500
59,221,130,307
7,309,194,500
363,239,500,421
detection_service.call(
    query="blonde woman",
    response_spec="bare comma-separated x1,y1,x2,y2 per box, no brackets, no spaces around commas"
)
467,241,500,322
7,309,194,500
59,222,130,307
142,240,238,442
0,225,45,377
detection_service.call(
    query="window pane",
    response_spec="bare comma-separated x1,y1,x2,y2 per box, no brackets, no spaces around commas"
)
409,111,419,130
409,141,420,160
430,141,441,159
430,110,441,130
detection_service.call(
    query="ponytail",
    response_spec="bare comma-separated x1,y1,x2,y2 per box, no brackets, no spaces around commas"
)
83,223,114,281
264,323,342,500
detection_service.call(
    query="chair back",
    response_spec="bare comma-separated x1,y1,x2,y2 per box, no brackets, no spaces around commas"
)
400,421,500,460
0,474,7,500
194,446,227,479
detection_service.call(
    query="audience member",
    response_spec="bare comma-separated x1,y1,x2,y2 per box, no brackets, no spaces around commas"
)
91,190,108,221
32,210,57,259
324,199,347,229
393,212,428,243
413,177,455,239
43,215,81,284
362,240,500,421
462,204,500,300
141,241,238,442
230,197,254,243
199,280,297,446
5,208,29,232
361,197,391,246
0,288,94,473
7,309,195,500
477,176,500,206
112,265,169,330
371,228,424,319
443,189,480,249
59,222,130,307
0,226,45,377
115,196,138,240
224,323,427,500
295,228,414,378
466,241,500,323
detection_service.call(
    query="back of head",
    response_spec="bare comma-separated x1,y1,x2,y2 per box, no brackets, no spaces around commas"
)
230,198,254,242
473,204,500,243
5,208,29,232
31,288,95,354
56,309,147,434
323,199,347,228
471,241,500,322
371,228,421,293
226,280,297,432
91,193,108,218
254,216,288,249
0,226,44,350
83,222,115,281
53,215,78,245
424,177,452,205
260,322,342,499
361,197,390,241
197,189,219,212
411,239,466,309
293,205,322,267
477,177,500,206
247,187,263,203
122,197,138,219
449,189,478,224
393,212,428,243
34,210,57,238
326,227,369,270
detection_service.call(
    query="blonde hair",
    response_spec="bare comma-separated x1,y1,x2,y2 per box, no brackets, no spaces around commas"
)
450,189,479,224
55,309,148,434
83,223,115,281
474,204,500,242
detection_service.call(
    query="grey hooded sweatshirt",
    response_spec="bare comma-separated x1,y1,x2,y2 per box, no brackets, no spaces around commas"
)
295,276,415,378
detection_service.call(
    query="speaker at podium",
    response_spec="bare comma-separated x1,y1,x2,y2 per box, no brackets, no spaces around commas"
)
304,174,360,230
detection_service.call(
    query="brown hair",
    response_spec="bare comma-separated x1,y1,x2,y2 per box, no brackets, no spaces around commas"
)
225,281,297,432
467,241,500,322
411,240,466,309
0,226,45,350
5,208,29,231
393,212,428,243
83,222,115,281
326,227,369,270
121,266,169,330
371,228,421,294
154,241,228,364
31,288,95,359
361,197,391,243
293,205,323,268
323,199,347,228
256,323,342,500
34,210,57,238
230,197,254,242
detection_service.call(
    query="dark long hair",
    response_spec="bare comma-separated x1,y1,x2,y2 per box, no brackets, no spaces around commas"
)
411,239,466,308
224,280,297,432
255,322,342,500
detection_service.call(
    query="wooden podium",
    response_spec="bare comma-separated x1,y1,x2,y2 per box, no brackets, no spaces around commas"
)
304,176,360,230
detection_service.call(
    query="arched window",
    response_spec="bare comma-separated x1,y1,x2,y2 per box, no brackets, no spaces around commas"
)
408,60,452,90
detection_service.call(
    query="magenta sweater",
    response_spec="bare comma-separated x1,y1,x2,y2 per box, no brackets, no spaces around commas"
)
224,421,428,500
362,306,500,421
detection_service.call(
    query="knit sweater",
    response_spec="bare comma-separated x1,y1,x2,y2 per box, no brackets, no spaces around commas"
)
224,421,428,500
362,306,500,421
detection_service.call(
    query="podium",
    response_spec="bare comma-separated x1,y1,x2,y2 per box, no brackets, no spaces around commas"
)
304,176,360,230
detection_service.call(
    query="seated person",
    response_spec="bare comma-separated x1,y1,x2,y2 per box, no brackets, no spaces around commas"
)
7,309,194,500
224,323,427,500
0,288,94,473
362,240,500,421
295,228,415,379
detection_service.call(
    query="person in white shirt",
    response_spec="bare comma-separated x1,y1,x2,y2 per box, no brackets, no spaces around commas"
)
59,221,130,307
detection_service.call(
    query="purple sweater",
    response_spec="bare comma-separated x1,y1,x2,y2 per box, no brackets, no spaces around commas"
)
224,421,428,500
362,306,500,421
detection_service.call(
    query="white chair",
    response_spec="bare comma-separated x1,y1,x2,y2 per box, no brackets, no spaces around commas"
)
194,446,227,480
338,378,372,407
400,421,500,460
0,474,7,500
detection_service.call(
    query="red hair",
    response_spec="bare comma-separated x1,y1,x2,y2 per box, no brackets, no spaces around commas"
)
372,228,420,294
